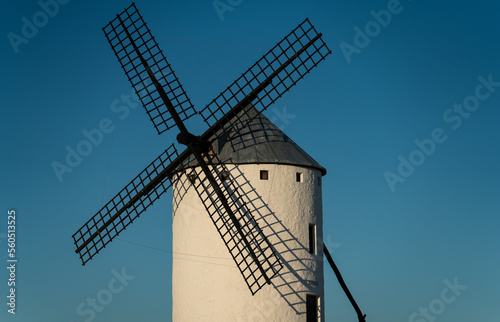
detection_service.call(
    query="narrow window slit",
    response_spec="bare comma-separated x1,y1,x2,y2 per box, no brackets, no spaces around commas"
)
306,294,319,322
309,224,316,254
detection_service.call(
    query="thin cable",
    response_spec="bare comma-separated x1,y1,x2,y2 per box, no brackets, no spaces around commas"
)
173,257,235,268
117,238,232,260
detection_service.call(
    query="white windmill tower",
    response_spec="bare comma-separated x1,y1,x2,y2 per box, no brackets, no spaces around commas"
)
70,3,368,322
172,107,326,321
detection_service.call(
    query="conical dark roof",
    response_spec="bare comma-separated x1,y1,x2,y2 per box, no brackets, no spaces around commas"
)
208,107,326,175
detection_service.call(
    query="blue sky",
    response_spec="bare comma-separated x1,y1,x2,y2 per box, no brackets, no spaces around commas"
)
1,0,500,321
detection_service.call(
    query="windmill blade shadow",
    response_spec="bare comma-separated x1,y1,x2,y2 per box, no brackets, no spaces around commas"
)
172,162,324,316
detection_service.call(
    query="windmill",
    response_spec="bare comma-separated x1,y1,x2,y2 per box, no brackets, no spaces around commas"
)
71,2,354,321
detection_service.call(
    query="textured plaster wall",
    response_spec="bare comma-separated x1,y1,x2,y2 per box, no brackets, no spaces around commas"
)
172,163,324,321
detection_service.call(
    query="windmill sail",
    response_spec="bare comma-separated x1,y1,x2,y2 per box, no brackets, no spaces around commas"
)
199,18,331,147
103,3,196,134
72,144,178,265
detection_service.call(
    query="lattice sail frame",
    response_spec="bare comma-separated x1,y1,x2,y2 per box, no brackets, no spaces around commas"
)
184,153,282,295
199,18,331,147
72,144,178,265
103,3,196,134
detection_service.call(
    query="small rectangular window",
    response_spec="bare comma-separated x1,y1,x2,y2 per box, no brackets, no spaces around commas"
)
296,172,302,182
317,176,321,186
309,224,316,254
306,294,318,322
260,170,269,180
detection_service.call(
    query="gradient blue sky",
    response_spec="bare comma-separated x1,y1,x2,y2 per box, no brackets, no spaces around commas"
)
1,0,500,321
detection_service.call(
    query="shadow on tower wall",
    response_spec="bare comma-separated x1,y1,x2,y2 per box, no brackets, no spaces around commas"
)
172,163,323,318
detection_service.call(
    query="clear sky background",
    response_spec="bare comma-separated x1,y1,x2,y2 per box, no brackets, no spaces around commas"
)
1,0,499,321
